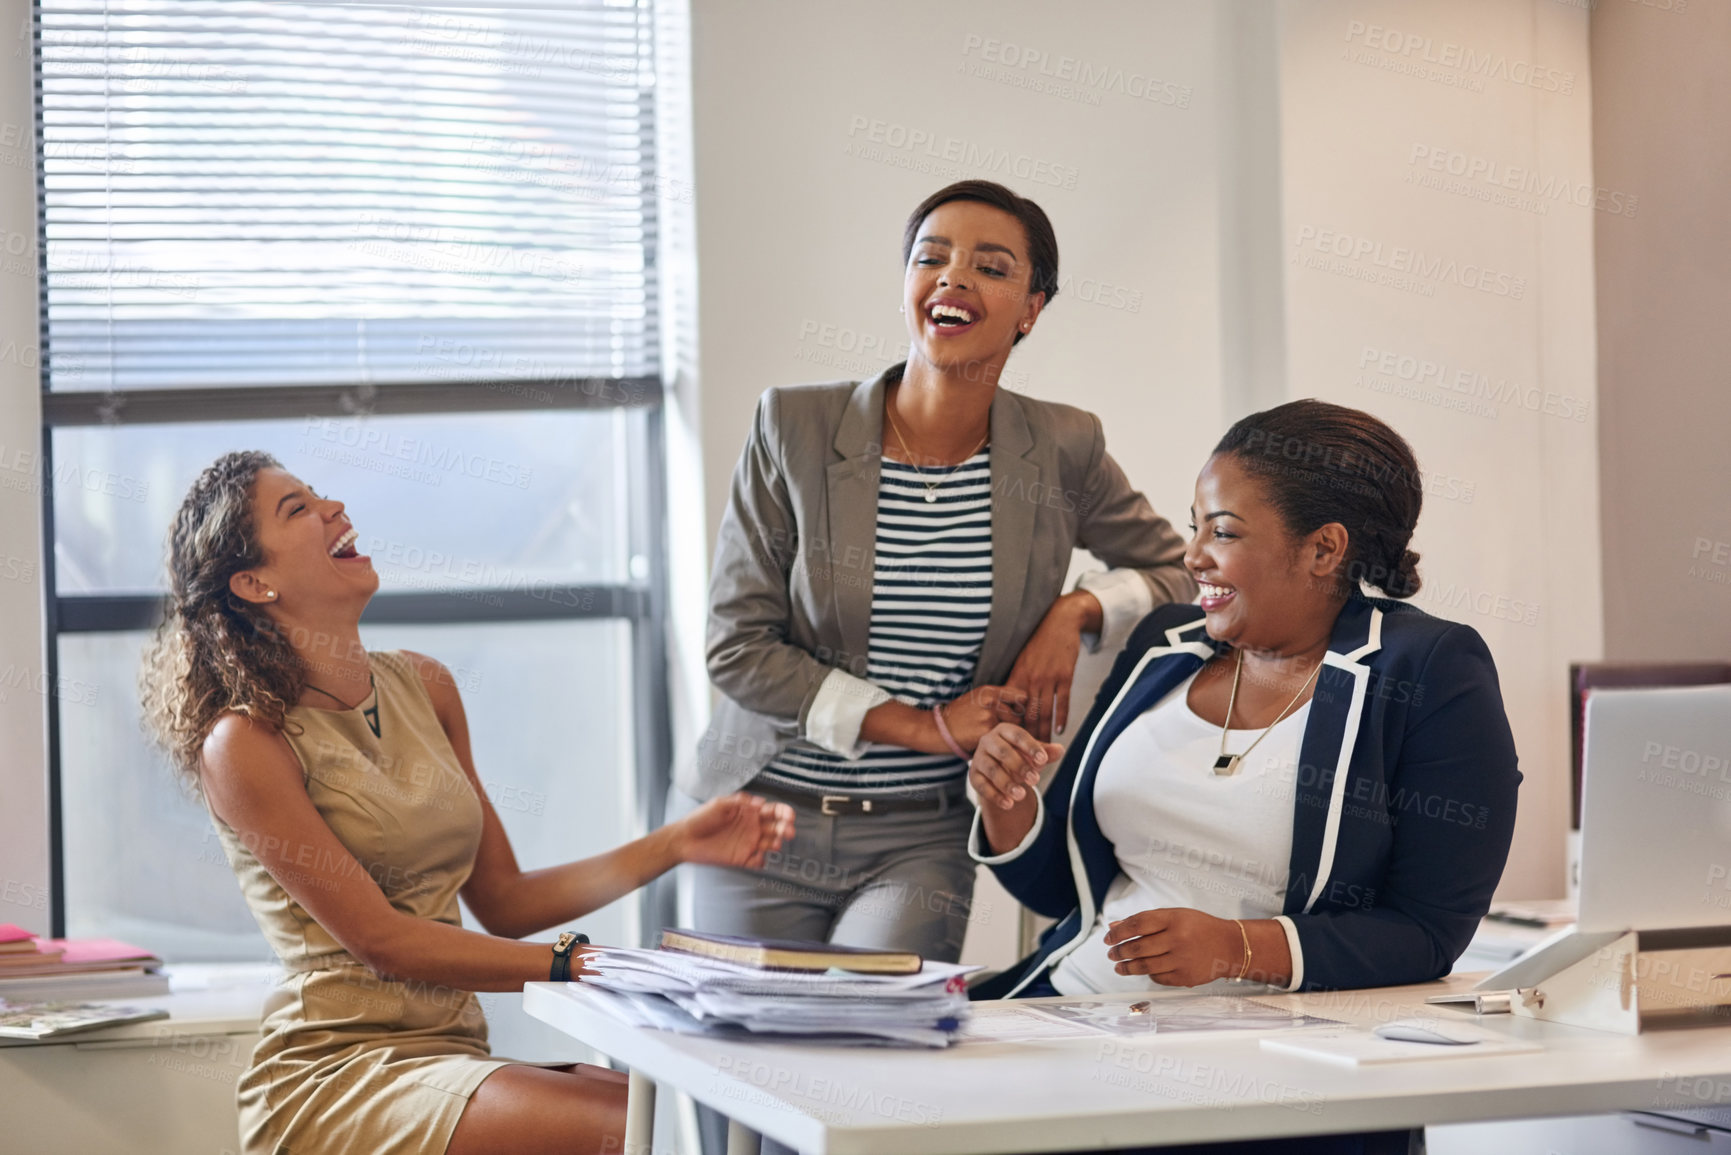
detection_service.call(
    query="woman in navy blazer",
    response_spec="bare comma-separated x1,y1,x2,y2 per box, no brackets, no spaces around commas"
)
967,401,1520,1154
969,399,1520,1003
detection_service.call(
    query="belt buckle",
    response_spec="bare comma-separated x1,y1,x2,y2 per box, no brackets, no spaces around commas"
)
820,794,849,816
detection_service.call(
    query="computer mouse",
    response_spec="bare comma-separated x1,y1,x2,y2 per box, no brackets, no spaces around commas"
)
1372,1018,1484,1045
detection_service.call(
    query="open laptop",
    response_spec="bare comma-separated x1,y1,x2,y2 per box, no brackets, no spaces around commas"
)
1476,683,1731,991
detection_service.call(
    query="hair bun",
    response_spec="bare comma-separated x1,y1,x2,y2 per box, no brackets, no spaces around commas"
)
1387,548,1422,599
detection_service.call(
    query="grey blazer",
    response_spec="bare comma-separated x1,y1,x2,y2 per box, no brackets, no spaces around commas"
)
684,364,1195,800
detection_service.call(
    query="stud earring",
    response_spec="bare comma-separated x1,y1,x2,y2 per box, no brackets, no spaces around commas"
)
266,590,277,600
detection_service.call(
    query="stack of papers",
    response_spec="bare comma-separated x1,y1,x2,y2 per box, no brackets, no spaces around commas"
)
575,946,977,1047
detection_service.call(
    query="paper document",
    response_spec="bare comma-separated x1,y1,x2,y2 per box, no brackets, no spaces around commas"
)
1260,1030,1542,1066
961,995,1340,1044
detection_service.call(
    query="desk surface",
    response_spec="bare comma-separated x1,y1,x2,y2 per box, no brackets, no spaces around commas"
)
525,973,1731,1155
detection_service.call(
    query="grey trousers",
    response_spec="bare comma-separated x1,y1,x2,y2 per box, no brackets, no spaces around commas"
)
686,783,978,1155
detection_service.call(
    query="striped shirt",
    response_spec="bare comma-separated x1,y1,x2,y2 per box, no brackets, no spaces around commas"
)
761,450,994,795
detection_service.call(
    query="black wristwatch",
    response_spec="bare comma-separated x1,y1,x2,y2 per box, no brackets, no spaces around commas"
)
549,931,589,982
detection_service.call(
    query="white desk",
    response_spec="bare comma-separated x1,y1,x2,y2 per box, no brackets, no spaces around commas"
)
524,972,1731,1155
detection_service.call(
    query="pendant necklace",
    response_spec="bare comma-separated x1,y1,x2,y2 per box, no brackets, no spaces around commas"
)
1212,649,1320,776
883,401,987,503
304,673,381,739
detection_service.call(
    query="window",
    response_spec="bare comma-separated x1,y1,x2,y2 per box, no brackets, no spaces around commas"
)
36,0,673,963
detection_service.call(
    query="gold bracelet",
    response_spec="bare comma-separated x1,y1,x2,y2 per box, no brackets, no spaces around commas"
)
1233,919,1252,982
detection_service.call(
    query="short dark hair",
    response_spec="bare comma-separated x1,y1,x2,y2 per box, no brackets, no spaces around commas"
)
902,181,1059,344
1213,400,1425,599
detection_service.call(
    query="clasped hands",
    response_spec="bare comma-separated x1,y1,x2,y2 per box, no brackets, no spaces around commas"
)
934,587,1097,757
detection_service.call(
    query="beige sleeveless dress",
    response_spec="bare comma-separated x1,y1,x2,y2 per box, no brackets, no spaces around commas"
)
210,650,527,1155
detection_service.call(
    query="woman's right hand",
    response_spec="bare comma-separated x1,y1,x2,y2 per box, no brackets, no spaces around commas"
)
969,722,1064,812
935,686,1006,753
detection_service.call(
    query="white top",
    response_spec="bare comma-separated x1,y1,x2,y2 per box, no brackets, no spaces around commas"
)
1049,672,1310,996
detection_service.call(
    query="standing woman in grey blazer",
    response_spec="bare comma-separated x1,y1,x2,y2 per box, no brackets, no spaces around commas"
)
686,180,1195,967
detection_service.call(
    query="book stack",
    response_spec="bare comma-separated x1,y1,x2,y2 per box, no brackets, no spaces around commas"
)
572,931,976,1048
0,925,169,1002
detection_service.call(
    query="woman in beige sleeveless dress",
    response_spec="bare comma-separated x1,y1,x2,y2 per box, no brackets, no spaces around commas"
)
142,451,794,1155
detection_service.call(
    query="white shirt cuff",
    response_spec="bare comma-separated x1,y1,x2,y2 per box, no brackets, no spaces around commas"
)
968,793,1046,865
803,668,892,758
1074,569,1155,653
1272,915,1305,992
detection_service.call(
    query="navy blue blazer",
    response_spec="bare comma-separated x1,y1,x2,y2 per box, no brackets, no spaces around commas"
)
971,596,1521,995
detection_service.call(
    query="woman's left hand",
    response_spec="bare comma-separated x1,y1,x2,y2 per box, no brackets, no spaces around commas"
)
1103,908,1245,987
1001,592,1098,741
676,793,795,870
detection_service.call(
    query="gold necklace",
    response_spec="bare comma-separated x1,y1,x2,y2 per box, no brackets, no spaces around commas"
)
1212,650,1320,776
883,402,988,504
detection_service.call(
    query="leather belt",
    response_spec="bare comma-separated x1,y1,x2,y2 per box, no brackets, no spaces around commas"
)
751,780,965,817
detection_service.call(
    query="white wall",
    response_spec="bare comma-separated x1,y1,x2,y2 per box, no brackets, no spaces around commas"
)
0,0,51,935
1276,0,1600,898
1588,0,1731,660
690,0,1232,536
686,0,1603,953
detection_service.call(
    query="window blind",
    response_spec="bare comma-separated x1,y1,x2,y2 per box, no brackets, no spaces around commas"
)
38,0,660,391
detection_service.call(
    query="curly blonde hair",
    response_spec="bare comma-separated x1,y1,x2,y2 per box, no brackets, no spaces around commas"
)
140,450,307,787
